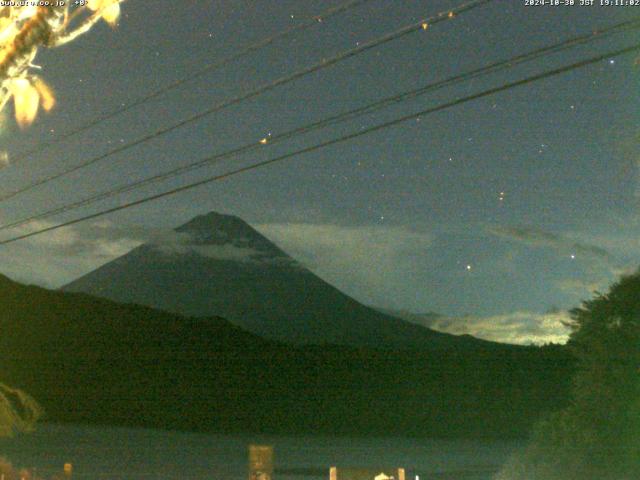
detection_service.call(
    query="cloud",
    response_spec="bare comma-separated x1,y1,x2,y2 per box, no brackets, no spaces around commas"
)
0,219,214,287
17,220,269,263
0,218,302,287
138,226,294,265
488,225,613,261
154,240,269,263
427,310,572,345
0,219,435,302
34,221,141,256
556,277,606,297
574,231,640,262
254,223,434,307
0,219,145,287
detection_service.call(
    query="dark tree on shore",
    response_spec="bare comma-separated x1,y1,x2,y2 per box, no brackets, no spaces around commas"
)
497,271,640,480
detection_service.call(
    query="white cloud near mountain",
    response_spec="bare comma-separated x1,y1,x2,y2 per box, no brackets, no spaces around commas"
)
488,225,614,262
488,223,638,305
429,310,572,345
255,223,434,264
255,222,434,307
0,219,291,287
154,240,268,263
0,219,142,287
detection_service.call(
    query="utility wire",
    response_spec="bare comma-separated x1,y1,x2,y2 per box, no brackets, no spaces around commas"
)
0,0,492,202
5,0,375,168
1,17,637,232
1,42,637,246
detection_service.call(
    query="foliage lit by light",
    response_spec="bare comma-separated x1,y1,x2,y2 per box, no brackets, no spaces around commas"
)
0,2,124,129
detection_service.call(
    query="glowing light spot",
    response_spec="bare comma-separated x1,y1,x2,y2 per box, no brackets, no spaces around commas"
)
448,11,455,18
0,151,9,169
259,132,272,145
421,22,429,30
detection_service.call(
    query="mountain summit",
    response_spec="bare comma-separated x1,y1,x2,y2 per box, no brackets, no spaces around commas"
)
64,212,491,349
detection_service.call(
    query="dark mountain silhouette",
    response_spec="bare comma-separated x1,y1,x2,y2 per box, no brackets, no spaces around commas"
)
64,212,490,349
0,274,574,437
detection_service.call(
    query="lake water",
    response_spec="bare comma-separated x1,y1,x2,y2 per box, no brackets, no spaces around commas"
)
0,424,524,479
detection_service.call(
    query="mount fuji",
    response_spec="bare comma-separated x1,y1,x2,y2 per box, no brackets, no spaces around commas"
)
63,212,496,350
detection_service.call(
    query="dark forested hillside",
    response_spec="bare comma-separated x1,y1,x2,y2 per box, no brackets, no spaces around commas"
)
1,275,573,438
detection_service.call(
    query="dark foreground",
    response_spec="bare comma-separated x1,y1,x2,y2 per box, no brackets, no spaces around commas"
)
0,424,524,480
0,275,574,438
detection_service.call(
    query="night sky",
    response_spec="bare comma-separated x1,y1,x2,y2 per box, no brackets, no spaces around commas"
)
0,0,638,344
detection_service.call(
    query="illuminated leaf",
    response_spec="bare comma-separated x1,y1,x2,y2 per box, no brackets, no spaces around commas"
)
101,3,121,26
87,0,121,26
34,77,55,111
0,2,125,127
10,78,39,128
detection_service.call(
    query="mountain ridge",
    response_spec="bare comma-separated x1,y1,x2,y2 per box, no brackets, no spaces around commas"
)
63,211,500,351
0,273,575,437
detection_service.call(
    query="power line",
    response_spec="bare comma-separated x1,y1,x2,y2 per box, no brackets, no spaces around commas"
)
2,42,637,246
4,0,375,168
1,17,637,233
0,0,492,202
